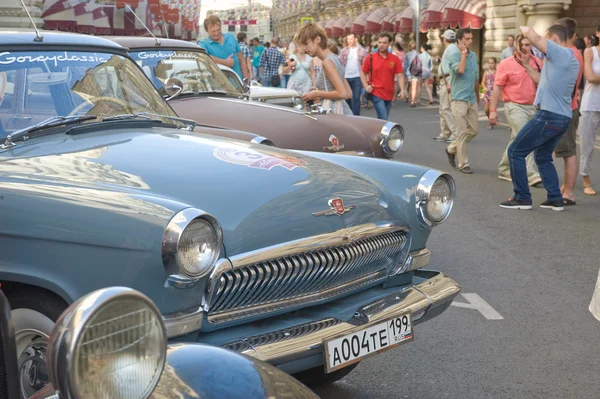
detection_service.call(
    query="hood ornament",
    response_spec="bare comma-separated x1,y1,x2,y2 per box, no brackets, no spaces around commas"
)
323,135,345,152
312,198,356,217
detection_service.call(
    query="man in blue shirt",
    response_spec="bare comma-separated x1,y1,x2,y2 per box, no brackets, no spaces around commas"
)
198,15,247,80
500,24,579,211
444,28,479,175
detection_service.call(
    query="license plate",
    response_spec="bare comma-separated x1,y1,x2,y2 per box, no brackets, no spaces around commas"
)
323,313,413,373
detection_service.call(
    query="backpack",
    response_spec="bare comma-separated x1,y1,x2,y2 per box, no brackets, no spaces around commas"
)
410,55,423,77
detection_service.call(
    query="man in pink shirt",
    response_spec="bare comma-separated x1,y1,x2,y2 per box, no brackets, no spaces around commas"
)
552,17,584,206
489,34,542,186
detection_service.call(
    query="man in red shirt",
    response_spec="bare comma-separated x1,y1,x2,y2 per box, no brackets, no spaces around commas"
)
553,17,584,206
360,33,406,120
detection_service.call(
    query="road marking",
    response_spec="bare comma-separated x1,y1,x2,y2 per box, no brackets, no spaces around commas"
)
451,293,504,320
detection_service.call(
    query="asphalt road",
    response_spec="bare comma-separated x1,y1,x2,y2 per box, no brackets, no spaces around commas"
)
311,99,600,399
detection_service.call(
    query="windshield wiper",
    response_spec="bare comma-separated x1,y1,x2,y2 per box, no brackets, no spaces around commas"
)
1,115,97,148
100,112,197,130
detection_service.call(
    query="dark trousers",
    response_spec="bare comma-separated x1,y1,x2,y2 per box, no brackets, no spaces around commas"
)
508,110,571,202
345,77,362,116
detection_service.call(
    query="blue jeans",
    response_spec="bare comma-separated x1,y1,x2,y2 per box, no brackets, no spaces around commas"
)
282,74,289,88
261,75,272,87
346,77,362,116
371,95,392,120
508,110,571,202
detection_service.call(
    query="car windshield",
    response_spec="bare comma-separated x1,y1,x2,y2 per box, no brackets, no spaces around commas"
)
0,50,182,138
129,49,243,96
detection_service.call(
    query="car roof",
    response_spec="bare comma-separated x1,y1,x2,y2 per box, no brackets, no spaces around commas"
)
106,36,206,53
0,29,125,51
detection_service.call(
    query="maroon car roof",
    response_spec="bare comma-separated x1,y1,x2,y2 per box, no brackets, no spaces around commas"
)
106,36,204,52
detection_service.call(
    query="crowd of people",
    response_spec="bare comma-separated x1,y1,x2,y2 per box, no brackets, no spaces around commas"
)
197,14,598,212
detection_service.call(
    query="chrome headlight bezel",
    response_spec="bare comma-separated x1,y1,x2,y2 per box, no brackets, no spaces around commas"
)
416,170,456,227
162,208,223,280
380,122,405,158
47,287,167,399
250,136,275,146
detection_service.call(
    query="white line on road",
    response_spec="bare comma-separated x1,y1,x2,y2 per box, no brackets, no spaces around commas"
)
451,293,504,320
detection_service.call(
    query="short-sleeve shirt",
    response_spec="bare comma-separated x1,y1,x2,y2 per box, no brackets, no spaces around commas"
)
239,42,251,60
534,40,580,118
440,43,457,77
494,55,541,105
259,47,285,77
361,51,402,101
199,33,243,78
446,45,479,104
252,45,264,68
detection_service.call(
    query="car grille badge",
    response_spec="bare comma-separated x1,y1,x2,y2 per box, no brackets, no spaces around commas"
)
312,198,356,216
323,134,345,152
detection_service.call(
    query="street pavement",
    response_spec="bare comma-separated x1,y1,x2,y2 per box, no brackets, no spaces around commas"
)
312,99,600,399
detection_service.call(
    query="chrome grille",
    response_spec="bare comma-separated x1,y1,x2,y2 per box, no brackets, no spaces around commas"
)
222,318,341,352
207,230,407,323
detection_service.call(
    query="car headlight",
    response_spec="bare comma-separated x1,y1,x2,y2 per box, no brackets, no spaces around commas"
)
47,287,166,399
380,122,405,157
250,136,275,146
416,171,455,226
162,208,223,279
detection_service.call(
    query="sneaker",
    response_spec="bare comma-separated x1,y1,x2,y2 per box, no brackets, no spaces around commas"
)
433,136,448,142
460,166,473,174
445,148,456,168
500,198,533,210
540,199,564,211
445,137,456,143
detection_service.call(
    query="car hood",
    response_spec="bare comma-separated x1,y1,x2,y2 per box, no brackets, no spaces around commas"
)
170,97,374,154
0,127,411,256
249,86,299,99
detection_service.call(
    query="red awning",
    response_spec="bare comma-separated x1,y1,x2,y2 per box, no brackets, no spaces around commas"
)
331,16,351,37
420,0,447,31
351,12,370,35
395,7,414,34
382,12,397,32
441,0,486,29
325,18,336,37
343,19,353,36
364,8,389,34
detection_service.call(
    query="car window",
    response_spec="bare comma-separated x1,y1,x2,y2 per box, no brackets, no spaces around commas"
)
222,69,244,92
130,50,243,95
0,51,180,138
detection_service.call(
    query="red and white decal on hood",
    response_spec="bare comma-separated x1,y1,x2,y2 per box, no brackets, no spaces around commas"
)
213,145,306,171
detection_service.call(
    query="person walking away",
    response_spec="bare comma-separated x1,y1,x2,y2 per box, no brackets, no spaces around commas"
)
500,24,579,211
501,35,516,60
284,36,315,96
579,26,600,195
199,15,248,80
552,18,584,207
444,28,480,174
419,44,434,104
250,38,264,82
297,23,352,115
488,34,542,187
481,57,497,129
259,38,286,87
237,32,253,81
403,41,421,107
339,33,367,115
280,40,291,88
392,42,406,100
360,33,407,120
434,30,458,143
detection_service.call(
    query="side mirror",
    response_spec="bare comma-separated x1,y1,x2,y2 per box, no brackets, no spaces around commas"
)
164,78,184,101
242,77,251,95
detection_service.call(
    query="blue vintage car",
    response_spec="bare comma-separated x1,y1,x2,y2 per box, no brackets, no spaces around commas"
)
0,30,460,397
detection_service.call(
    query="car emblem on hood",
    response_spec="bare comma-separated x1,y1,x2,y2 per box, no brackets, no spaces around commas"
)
323,134,345,152
312,198,356,216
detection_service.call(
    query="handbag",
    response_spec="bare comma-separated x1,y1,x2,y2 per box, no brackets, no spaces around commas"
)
365,53,373,101
320,64,347,114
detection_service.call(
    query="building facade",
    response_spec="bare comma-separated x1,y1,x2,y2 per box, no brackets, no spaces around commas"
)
272,0,597,75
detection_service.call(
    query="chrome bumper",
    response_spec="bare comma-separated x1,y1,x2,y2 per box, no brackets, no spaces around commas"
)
223,271,460,368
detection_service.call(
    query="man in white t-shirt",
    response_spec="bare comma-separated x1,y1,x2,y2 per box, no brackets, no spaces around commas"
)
339,33,367,115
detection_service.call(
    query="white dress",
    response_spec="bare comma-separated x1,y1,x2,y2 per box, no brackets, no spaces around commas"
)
287,54,313,95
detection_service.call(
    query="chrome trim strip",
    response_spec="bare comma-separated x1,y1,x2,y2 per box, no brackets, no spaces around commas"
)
228,222,403,270
222,273,461,366
415,171,456,227
162,307,204,338
209,96,308,114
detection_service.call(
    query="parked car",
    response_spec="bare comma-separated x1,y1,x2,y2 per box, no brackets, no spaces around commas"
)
0,286,318,399
108,36,405,159
0,30,460,396
217,63,305,109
